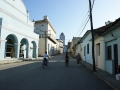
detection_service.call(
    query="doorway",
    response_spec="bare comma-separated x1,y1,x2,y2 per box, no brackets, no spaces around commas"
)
114,44,118,74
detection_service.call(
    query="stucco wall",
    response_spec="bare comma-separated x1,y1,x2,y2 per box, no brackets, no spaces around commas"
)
38,38,45,56
103,26,120,74
0,0,39,60
95,36,105,70
81,32,93,64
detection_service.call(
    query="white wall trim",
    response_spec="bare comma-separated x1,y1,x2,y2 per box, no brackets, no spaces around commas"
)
0,8,33,28
3,0,27,16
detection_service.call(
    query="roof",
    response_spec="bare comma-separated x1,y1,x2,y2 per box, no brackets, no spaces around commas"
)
80,30,91,42
94,23,113,36
60,32,65,36
99,17,120,36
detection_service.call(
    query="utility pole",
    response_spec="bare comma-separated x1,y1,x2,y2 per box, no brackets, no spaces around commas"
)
41,30,50,53
89,0,96,71
45,31,47,52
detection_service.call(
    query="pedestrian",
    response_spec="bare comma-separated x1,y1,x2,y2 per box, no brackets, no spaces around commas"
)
21,50,24,58
65,53,69,66
76,53,82,66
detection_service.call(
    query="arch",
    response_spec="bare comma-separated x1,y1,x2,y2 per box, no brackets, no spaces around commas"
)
19,38,29,58
31,41,37,58
5,34,18,58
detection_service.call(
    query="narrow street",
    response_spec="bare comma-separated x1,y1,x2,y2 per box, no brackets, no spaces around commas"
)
0,54,113,90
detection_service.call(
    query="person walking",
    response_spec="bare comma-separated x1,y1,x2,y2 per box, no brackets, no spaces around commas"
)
65,53,69,67
76,53,82,66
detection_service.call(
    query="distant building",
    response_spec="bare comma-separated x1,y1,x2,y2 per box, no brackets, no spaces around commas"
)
60,32,65,46
60,32,67,53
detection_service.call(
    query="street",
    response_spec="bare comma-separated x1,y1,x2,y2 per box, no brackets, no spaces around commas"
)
0,54,113,90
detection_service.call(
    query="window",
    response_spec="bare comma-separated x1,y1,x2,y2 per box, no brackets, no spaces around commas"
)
107,46,112,59
87,44,89,54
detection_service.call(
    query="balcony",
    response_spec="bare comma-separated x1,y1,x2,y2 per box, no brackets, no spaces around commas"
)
48,36,57,44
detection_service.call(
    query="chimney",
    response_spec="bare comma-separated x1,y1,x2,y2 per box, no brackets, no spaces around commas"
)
44,15,49,21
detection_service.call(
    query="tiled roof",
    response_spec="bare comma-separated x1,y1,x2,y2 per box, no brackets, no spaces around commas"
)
94,17,120,36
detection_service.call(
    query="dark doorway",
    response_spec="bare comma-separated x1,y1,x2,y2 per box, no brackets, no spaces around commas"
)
6,39,15,58
114,44,118,74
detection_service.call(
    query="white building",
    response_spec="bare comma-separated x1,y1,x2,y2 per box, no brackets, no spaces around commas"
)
81,30,93,64
100,18,120,74
34,16,58,56
0,0,39,60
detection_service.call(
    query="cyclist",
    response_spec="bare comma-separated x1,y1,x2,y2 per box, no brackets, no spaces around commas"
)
65,53,69,66
43,52,49,66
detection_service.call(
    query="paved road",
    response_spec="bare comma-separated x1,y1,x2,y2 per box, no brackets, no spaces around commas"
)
0,54,113,90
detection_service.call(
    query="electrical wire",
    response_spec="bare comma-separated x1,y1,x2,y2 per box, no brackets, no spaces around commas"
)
77,0,95,37
75,1,89,36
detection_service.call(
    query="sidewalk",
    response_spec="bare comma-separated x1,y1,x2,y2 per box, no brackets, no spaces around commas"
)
0,57,43,65
0,56,54,65
81,60,120,90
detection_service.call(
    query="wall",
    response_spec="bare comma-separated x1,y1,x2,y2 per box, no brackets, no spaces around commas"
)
81,32,93,64
95,36,105,70
0,0,39,60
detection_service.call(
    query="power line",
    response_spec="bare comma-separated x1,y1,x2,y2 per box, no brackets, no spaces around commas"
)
75,1,89,36
77,0,95,37
78,17,89,36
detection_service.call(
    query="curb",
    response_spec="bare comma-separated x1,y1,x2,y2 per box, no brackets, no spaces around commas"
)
0,60,23,65
94,72,118,90
81,62,119,90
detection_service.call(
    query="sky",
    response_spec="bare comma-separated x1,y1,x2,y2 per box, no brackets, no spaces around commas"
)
22,0,120,45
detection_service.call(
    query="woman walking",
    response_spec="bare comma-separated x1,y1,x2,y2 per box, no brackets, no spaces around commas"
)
76,53,82,66
65,53,69,67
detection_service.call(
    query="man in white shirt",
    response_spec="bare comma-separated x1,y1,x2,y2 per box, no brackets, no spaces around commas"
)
43,52,49,66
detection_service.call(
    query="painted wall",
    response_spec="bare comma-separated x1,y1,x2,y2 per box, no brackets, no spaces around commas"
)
0,0,39,60
103,26,120,74
81,32,93,64
95,36,105,70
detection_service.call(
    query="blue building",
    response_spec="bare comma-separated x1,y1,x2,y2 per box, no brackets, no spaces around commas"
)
0,0,39,60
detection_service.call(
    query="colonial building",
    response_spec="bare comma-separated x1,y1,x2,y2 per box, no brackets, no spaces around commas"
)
70,37,81,57
0,0,39,60
34,16,58,56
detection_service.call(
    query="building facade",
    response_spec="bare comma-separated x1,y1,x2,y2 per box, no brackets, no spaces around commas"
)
34,16,59,56
0,0,39,60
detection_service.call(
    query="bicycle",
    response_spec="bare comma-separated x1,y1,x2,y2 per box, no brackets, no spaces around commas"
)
65,60,69,67
42,58,49,68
